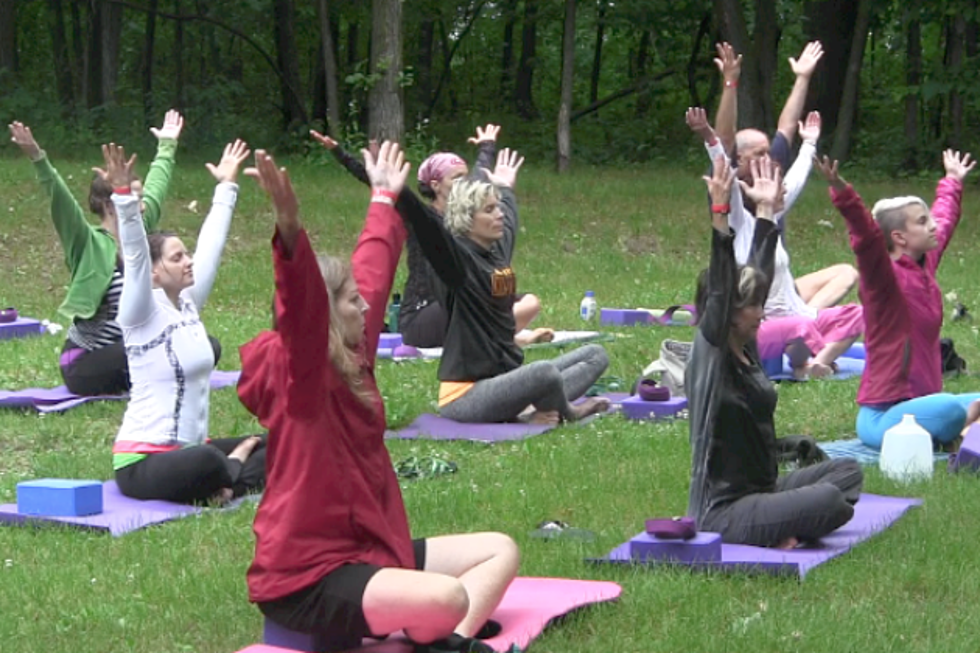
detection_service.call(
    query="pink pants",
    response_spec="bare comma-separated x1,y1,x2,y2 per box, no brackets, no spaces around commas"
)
757,304,864,364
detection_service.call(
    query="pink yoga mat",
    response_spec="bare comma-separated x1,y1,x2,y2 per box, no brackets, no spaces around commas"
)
595,493,920,579
0,370,241,413
235,577,622,653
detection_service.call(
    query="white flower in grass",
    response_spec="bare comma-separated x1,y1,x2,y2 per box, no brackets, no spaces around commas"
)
4,559,12,568
946,291,959,302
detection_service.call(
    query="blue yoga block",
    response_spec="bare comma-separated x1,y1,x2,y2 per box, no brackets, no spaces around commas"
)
0,317,44,341
600,308,651,326
621,395,688,420
264,618,359,653
17,479,103,516
629,531,722,564
378,333,403,349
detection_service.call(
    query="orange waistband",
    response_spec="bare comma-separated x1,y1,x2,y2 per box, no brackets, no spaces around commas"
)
438,381,475,407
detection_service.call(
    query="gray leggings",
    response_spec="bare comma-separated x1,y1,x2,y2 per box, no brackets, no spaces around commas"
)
440,344,610,423
704,459,864,547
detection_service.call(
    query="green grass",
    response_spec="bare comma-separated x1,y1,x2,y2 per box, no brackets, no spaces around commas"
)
2,152,980,653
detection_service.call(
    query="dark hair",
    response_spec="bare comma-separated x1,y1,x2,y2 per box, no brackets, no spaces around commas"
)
147,231,178,264
694,264,770,325
88,176,113,216
418,180,436,200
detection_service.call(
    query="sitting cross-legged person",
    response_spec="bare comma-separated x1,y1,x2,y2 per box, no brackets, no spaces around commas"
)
816,151,980,450
687,154,863,549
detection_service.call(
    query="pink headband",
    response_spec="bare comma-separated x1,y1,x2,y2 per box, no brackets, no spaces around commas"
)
418,152,465,186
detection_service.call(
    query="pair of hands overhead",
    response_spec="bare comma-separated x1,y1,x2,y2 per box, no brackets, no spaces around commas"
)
813,150,976,191
684,107,822,145
704,155,784,219
99,140,251,190
713,40,823,84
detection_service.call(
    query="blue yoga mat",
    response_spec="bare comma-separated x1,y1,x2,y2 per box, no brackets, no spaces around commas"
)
820,438,948,465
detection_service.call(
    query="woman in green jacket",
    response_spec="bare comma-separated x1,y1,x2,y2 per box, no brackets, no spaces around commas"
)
8,112,219,395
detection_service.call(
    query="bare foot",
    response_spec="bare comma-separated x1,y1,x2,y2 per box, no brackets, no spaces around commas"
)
570,397,611,421
524,410,560,425
228,436,262,464
212,487,234,506
776,536,799,550
515,328,556,347
806,362,833,379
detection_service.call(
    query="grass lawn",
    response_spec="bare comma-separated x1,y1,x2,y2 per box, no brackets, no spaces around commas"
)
1,148,979,653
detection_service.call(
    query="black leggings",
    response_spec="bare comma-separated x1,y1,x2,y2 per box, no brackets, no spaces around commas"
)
61,336,223,396
115,436,266,504
399,302,449,348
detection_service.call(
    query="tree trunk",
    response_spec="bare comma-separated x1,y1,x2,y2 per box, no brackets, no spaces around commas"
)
830,0,873,161
499,0,517,100
368,0,403,141
274,0,309,127
947,15,966,148
70,0,84,97
589,0,606,106
557,0,576,172
48,0,75,114
803,0,858,136
903,7,921,170
347,19,360,68
0,0,17,77
751,0,779,131
317,0,342,134
514,0,538,119
86,0,104,108
967,0,978,58
635,29,651,116
713,0,765,128
142,0,160,129
416,17,435,110
686,11,712,108
100,0,123,105
426,2,487,118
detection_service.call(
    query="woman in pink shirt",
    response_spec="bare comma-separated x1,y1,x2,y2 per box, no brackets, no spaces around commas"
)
816,151,980,449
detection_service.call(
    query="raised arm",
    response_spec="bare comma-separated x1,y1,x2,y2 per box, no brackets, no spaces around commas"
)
9,121,101,275
395,187,468,289
311,130,371,186
247,150,329,387
698,156,738,347
776,41,823,145
930,149,974,266
778,111,820,221
482,147,525,259
469,123,500,181
141,110,184,231
354,141,410,363
186,140,249,310
740,156,784,286
102,144,156,328
712,42,741,155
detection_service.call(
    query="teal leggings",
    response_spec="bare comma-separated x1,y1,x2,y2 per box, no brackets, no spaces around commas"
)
856,392,980,449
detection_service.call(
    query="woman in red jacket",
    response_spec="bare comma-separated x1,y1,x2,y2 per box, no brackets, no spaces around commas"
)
238,143,518,653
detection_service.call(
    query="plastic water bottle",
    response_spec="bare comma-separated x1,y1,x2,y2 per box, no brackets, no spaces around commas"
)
387,293,401,333
580,291,597,322
879,414,934,482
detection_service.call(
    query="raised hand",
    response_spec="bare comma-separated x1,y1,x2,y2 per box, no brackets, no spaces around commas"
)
789,41,824,79
798,111,822,145
813,155,847,191
685,107,716,143
363,140,411,196
713,42,742,84
246,150,300,244
468,123,501,145
149,109,184,141
8,122,42,160
943,149,976,182
483,148,525,189
206,139,251,184
738,156,783,220
703,155,735,207
101,143,138,190
310,130,339,150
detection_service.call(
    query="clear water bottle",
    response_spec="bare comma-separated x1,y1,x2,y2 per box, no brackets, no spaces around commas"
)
879,414,934,483
387,293,401,333
580,291,597,322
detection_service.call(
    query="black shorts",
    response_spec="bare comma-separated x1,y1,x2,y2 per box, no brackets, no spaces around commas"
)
257,539,427,650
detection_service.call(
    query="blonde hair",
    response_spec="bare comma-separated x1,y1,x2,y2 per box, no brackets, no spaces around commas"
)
444,178,497,236
317,254,373,407
871,196,928,251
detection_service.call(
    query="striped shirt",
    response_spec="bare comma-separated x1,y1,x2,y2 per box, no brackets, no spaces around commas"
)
67,266,124,350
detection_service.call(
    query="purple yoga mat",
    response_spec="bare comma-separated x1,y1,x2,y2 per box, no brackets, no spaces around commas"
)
594,493,921,579
0,370,242,413
0,480,200,537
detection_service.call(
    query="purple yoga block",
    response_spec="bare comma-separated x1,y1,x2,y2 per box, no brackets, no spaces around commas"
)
263,617,362,653
0,317,44,341
952,424,980,472
600,308,651,326
630,531,722,564
17,479,103,517
378,333,403,350
621,395,688,420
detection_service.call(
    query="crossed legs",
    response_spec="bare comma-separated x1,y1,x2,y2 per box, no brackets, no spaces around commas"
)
796,264,859,310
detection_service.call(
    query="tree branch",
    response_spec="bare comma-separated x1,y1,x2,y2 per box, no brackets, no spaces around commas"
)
571,68,676,122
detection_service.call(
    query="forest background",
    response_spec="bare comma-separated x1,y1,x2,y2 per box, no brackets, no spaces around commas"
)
0,0,973,172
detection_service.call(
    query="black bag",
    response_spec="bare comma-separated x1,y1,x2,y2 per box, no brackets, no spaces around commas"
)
776,435,829,468
941,338,967,378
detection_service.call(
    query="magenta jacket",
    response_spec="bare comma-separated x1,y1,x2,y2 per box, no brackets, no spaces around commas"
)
830,178,962,406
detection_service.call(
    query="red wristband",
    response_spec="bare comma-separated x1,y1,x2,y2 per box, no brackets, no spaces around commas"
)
725,79,738,88
113,186,132,195
711,204,731,214
372,188,398,200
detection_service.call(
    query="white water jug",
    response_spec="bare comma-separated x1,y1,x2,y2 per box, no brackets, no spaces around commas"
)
879,414,934,482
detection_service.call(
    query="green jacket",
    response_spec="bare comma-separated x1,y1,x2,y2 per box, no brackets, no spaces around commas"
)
35,139,177,321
